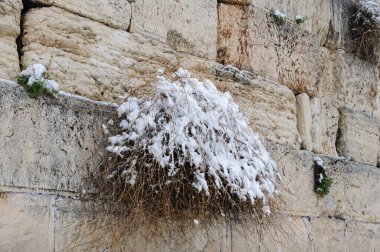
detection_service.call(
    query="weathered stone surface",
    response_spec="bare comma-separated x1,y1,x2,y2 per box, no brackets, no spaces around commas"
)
22,7,176,101
130,0,218,59
0,193,54,251
30,0,132,30
218,4,321,97
266,143,318,216
346,221,380,251
203,64,300,148
0,80,112,192
0,0,22,79
320,157,380,223
310,97,339,156
336,108,379,165
296,93,313,151
312,217,346,252
320,49,379,114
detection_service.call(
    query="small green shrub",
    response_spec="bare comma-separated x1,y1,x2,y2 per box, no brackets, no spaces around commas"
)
273,10,286,25
295,15,305,25
17,64,59,98
314,157,332,197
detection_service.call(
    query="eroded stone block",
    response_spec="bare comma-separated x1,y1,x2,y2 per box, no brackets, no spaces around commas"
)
296,93,313,151
0,0,22,79
130,0,218,59
218,4,321,97
30,0,132,29
0,80,111,191
336,108,379,165
22,7,176,101
0,193,54,252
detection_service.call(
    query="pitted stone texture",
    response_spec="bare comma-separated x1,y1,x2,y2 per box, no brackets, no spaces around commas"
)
0,80,112,191
30,0,132,29
218,4,321,97
21,7,176,101
336,108,379,166
252,0,354,50
203,64,300,148
310,97,339,156
313,218,346,252
320,49,379,114
346,221,380,251
54,198,229,251
320,157,380,223
0,0,22,79
296,94,313,151
130,0,218,59
0,193,54,252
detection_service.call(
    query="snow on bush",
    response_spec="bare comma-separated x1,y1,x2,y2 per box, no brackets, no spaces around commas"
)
273,10,286,25
352,0,380,63
106,69,278,213
17,64,59,97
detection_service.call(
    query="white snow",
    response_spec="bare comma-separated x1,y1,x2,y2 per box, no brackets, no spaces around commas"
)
193,219,200,225
19,64,60,92
314,156,325,169
274,10,286,19
357,0,380,24
106,68,278,210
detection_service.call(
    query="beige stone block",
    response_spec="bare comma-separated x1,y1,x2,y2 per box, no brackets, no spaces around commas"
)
0,193,54,251
130,0,218,59
0,0,22,79
346,221,380,251
310,97,339,156
266,143,318,217
204,64,300,148
22,7,177,101
312,217,346,252
296,93,313,151
319,157,380,223
336,108,379,165
320,49,379,114
217,4,321,97
0,80,110,192
29,0,132,30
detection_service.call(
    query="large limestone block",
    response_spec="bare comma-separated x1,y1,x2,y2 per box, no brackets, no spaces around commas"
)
346,221,380,251
21,7,177,101
266,143,318,216
204,64,300,148
0,193,54,251
312,217,346,252
336,108,379,165
296,93,312,150
320,157,380,223
218,4,321,97
320,49,379,114
130,0,218,59
252,0,354,50
30,0,132,30
0,80,112,191
310,97,339,156
0,0,22,79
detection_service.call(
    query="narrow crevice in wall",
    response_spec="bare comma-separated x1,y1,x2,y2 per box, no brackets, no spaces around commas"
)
16,0,50,70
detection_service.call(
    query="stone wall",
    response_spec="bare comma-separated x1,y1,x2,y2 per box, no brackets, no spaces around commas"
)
1,0,380,251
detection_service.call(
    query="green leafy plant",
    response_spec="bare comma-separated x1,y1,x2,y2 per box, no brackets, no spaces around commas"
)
17,64,59,98
295,15,305,25
273,10,286,25
314,157,332,197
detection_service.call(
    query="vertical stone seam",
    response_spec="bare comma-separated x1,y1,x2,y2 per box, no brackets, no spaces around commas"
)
53,196,57,252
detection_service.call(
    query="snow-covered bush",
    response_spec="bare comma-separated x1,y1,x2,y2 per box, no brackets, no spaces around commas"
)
351,0,380,64
17,64,59,98
273,10,286,25
99,69,279,225
295,15,305,25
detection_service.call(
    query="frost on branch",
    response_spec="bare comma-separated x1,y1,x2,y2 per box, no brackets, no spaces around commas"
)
104,69,278,220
